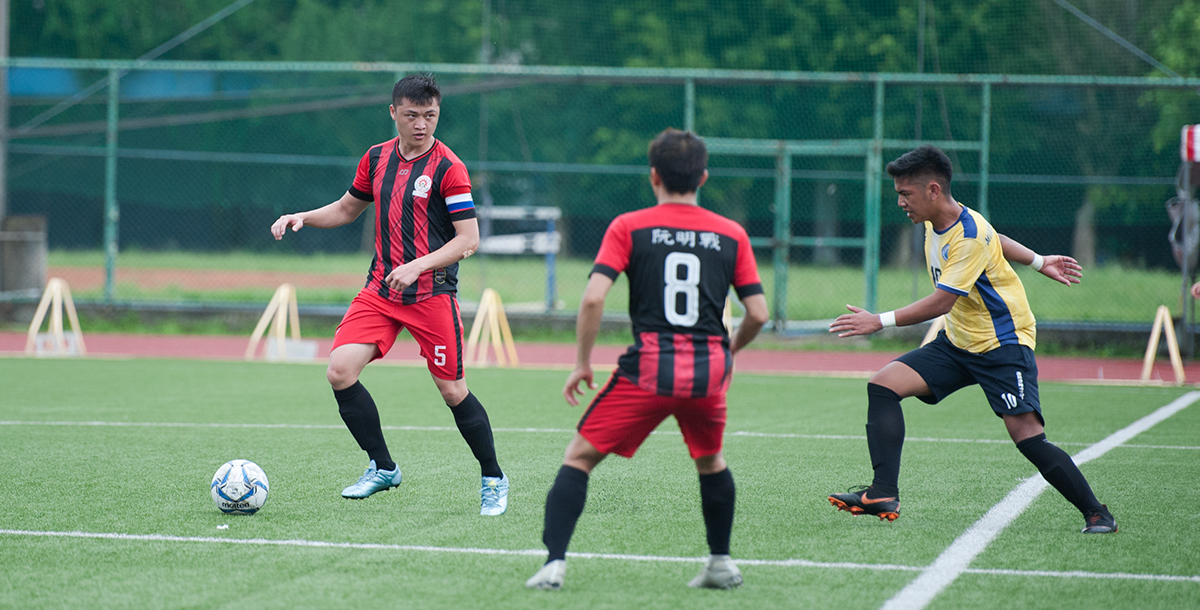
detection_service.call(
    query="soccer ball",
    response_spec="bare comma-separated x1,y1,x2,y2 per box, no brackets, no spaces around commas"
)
211,459,270,515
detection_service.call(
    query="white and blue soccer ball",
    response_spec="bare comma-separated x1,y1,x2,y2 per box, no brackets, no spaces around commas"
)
211,459,269,515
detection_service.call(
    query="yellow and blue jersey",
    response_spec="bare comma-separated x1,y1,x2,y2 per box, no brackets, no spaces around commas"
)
926,205,1035,353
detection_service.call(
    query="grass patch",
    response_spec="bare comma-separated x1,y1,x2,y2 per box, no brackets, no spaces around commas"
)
1,359,1196,608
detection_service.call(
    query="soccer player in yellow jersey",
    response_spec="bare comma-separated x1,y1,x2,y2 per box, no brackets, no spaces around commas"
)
826,145,1116,534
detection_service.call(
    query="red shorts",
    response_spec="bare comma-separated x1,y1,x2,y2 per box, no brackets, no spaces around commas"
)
333,290,465,380
577,374,726,459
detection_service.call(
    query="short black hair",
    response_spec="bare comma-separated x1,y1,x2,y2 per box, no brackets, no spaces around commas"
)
392,73,441,106
648,128,707,194
885,145,953,193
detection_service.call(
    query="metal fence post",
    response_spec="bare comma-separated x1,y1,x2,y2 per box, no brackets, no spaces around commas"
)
545,215,556,312
773,144,791,332
103,68,120,303
979,82,991,220
864,79,885,314
684,78,695,133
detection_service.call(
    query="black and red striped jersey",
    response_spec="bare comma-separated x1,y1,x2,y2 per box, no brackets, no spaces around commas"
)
592,203,763,398
348,138,476,304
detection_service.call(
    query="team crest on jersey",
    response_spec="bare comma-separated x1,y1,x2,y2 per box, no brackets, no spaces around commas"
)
434,268,446,284
941,244,950,261
413,175,433,198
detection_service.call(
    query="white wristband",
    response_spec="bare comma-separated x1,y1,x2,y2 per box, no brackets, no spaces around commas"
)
879,311,897,328
1029,254,1045,271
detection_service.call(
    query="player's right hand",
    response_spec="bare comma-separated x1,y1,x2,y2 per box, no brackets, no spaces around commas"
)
271,214,305,240
563,365,597,406
829,304,883,337
1039,254,1083,286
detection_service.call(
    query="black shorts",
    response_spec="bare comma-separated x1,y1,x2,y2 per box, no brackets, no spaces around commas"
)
895,331,1043,423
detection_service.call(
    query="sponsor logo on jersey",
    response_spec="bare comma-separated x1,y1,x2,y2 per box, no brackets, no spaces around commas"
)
413,175,433,198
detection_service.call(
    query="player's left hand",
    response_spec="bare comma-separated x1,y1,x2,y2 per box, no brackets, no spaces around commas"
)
385,263,422,292
829,304,883,338
563,365,597,406
1039,255,1082,286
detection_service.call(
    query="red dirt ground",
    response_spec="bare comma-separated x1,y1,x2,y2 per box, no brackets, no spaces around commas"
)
2,330,1196,385
16,267,1198,384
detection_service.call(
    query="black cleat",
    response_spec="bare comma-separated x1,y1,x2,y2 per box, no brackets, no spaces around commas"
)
828,485,900,522
1081,505,1117,534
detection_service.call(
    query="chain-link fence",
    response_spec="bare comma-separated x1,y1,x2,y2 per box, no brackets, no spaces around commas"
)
4,58,1199,331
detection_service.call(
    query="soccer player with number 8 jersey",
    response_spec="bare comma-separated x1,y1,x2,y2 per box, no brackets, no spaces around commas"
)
525,129,771,591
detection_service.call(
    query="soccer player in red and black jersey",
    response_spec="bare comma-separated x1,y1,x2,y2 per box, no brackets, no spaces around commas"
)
525,129,770,591
270,74,508,516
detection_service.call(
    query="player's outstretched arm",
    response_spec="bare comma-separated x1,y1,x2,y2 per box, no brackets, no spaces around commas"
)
730,293,769,355
270,192,370,240
830,289,957,338
998,233,1081,287
564,273,613,406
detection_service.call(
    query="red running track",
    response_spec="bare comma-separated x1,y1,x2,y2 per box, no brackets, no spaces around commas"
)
2,331,1196,385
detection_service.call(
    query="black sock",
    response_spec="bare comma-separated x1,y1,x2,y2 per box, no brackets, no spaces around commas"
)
699,468,736,556
865,383,904,497
1016,433,1102,513
450,391,503,478
333,381,395,472
543,465,589,562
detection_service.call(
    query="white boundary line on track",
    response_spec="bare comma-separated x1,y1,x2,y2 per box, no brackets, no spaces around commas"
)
881,391,1200,610
1,529,1197,584
1,420,1197,450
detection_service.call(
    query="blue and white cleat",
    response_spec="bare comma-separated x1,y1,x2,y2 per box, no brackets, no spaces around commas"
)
341,460,402,499
525,559,565,590
688,554,743,589
480,474,509,516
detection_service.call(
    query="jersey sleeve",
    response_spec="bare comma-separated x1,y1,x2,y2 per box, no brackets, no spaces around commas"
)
936,236,988,297
732,227,763,299
592,216,632,280
441,161,475,221
348,150,374,201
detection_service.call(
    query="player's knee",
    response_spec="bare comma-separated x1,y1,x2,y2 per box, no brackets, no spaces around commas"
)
694,453,727,475
438,380,469,406
326,363,356,389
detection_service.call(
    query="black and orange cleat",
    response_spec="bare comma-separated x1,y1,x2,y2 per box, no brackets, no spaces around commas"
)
828,485,900,522
1081,505,1117,534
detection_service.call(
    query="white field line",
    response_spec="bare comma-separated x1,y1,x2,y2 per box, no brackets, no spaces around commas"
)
1,529,1197,584
881,391,1200,610
1,420,1197,450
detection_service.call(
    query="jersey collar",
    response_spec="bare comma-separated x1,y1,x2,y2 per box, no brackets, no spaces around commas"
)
931,203,969,235
395,138,438,163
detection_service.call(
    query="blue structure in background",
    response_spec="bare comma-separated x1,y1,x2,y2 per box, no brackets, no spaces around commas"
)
8,67,253,99
9,67,80,97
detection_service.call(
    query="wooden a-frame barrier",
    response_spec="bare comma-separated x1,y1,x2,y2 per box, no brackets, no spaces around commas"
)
24,278,86,356
466,288,518,368
245,283,302,361
1142,305,1186,385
